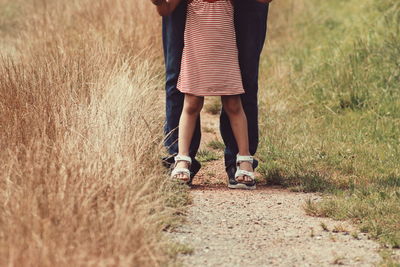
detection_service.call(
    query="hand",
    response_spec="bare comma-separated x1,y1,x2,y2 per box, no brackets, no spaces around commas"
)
154,0,180,16
256,0,273,3
150,0,164,6
150,0,172,6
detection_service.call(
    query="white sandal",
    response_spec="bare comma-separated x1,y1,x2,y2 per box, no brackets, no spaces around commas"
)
171,155,192,182
234,155,256,189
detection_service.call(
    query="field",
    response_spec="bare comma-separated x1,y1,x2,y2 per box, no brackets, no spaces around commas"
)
0,0,188,266
260,0,400,256
0,0,399,266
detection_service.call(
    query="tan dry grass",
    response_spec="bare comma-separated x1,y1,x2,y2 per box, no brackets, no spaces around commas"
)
0,0,180,266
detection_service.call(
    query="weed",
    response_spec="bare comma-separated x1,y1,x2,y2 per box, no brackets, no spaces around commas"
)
206,171,217,178
207,139,225,150
332,256,345,265
351,232,359,240
203,126,215,134
333,224,349,234
167,242,194,256
197,149,220,163
320,222,329,232
205,97,222,115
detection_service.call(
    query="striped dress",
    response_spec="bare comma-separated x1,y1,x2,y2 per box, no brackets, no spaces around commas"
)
177,0,244,96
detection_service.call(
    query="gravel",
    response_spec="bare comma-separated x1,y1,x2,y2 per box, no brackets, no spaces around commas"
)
170,187,382,267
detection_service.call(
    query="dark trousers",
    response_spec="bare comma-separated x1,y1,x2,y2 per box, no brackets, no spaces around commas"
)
162,0,269,168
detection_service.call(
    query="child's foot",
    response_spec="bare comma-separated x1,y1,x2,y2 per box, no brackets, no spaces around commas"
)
170,155,192,182
236,161,254,184
173,161,190,181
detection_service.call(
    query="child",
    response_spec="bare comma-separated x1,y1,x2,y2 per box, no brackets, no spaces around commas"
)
155,0,255,188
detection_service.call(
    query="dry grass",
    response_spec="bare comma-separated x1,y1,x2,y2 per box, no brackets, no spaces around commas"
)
0,0,185,266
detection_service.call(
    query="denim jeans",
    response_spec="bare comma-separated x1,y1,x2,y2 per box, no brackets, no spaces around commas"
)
162,0,269,168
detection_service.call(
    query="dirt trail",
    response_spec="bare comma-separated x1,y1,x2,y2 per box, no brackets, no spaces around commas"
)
170,98,382,266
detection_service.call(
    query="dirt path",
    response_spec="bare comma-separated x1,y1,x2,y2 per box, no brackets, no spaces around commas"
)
172,188,381,266
170,98,383,266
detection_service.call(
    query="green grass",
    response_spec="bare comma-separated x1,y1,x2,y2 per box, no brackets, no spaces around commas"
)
207,139,225,150
260,0,400,258
197,149,220,163
204,97,222,115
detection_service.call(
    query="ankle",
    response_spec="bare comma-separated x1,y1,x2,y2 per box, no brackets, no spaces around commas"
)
176,161,189,167
174,154,192,167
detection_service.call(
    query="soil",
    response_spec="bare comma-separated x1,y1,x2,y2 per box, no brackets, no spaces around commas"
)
169,98,383,266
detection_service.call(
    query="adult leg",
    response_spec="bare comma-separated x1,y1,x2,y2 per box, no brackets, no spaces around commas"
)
220,0,269,172
162,0,202,176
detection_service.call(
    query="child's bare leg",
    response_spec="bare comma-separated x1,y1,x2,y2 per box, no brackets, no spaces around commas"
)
221,95,253,183
175,94,204,180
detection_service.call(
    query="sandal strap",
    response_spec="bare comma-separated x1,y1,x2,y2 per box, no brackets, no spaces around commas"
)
236,155,254,164
171,168,191,178
235,169,255,180
174,155,192,165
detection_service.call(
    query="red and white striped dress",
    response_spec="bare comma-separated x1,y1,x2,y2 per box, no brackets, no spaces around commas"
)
177,0,244,96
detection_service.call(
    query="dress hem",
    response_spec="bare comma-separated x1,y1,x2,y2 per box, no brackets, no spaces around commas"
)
177,87,245,97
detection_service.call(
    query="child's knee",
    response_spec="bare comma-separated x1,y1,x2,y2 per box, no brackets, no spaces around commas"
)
183,95,203,115
222,96,243,115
